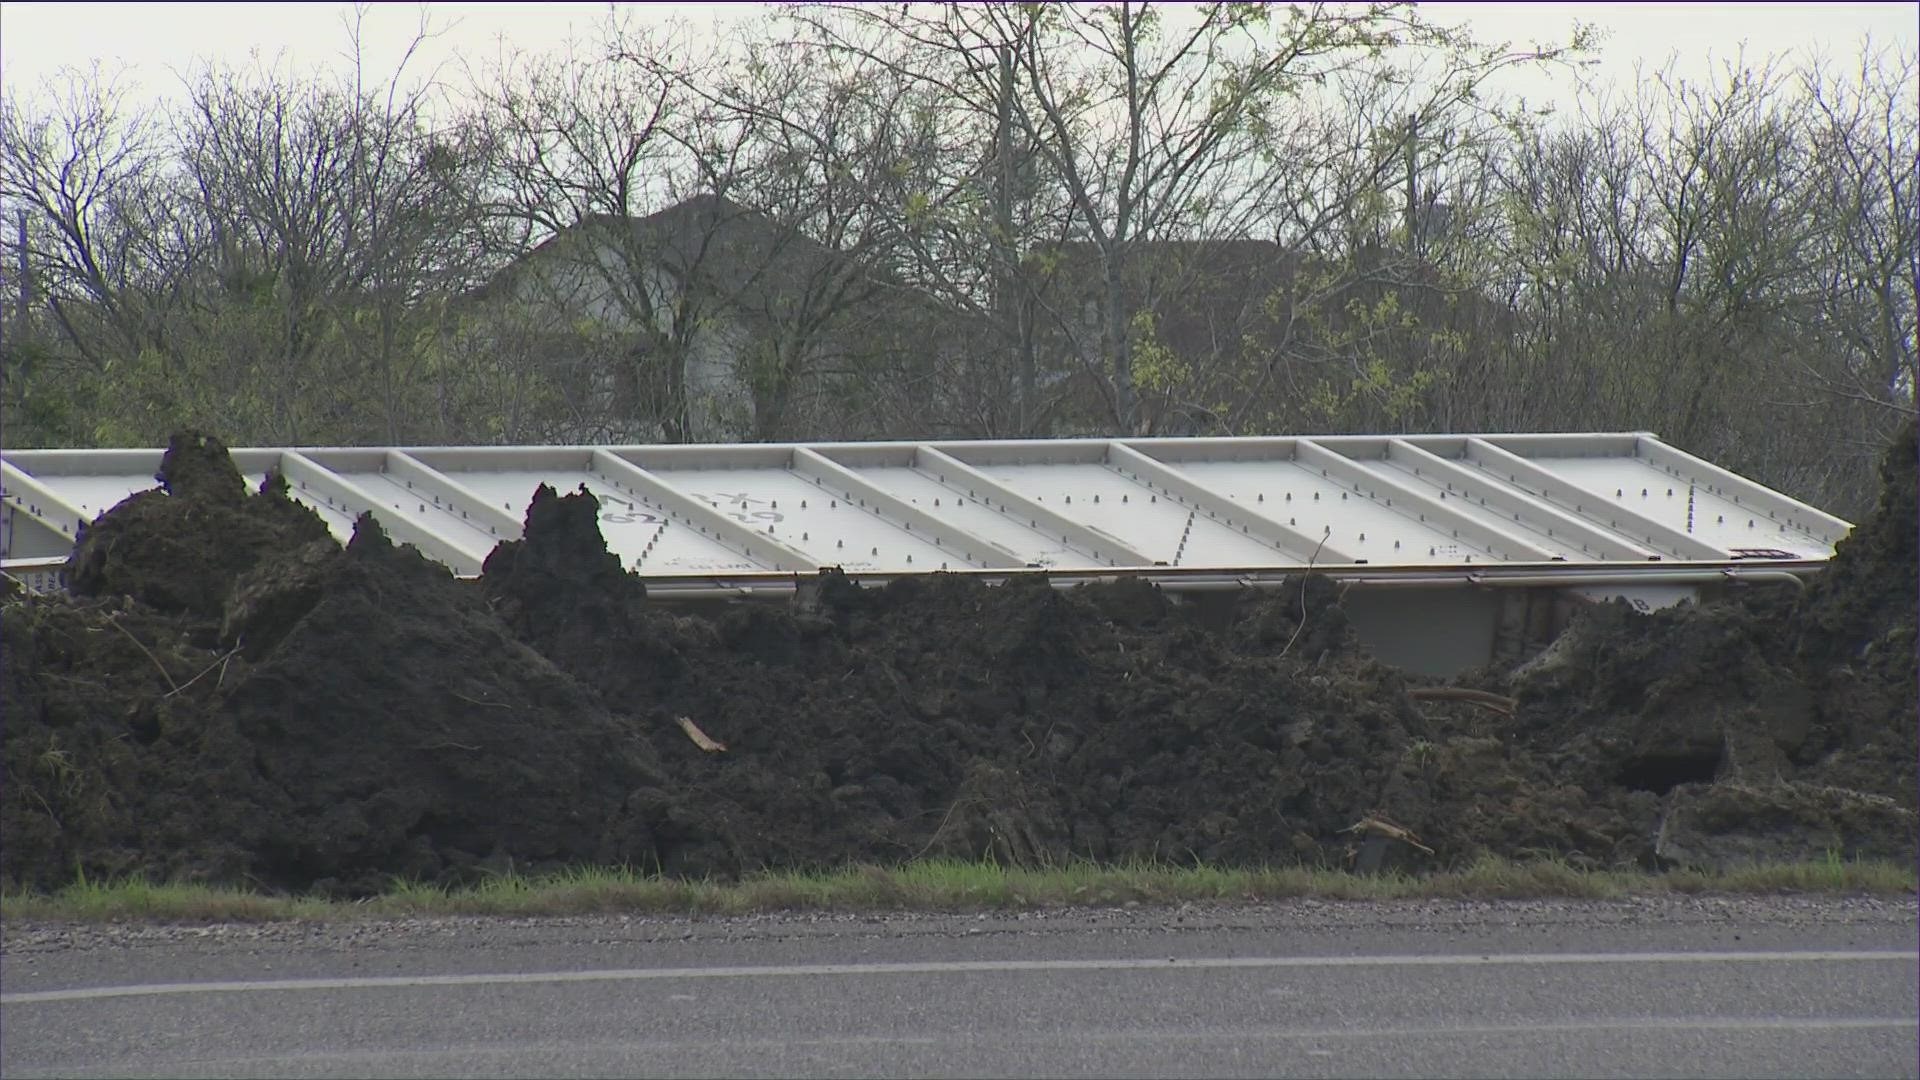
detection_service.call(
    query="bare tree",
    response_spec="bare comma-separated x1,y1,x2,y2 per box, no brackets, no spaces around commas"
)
2,8,506,447
1797,41,1918,412
0,63,180,371
1477,44,1911,515
802,1,1586,435
173,6,494,443
660,19,964,439
462,14,716,442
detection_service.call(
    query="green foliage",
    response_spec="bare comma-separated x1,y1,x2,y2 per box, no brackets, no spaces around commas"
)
1,339,104,447
1127,309,1190,395
5,855,1912,923
1302,356,1440,430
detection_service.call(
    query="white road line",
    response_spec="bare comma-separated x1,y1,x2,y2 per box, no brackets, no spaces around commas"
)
2,949,1912,1005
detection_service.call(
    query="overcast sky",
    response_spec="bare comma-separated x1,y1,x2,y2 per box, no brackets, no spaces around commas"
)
2,2,1913,109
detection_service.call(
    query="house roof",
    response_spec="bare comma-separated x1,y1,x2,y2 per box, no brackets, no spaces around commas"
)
468,194,854,319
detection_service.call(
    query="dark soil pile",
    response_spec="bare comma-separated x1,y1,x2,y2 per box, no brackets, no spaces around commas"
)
486,497,1429,874
3,427,1913,893
476,485,1679,875
4,435,670,895
65,432,333,621
1484,423,1918,868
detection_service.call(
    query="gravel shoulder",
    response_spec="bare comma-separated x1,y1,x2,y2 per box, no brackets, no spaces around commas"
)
6,894,1914,992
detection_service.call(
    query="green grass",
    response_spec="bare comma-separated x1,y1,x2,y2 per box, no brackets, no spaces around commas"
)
3,853,1912,924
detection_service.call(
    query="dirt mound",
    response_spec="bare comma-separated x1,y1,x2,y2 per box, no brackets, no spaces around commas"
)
211,514,670,894
475,489,1656,875
1653,781,1915,870
66,431,331,621
4,427,1914,892
477,491,1424,873
1480,423,1919,869
1789,421,1918,669
5,472,672,895
479,484,691,695
2,593,282,888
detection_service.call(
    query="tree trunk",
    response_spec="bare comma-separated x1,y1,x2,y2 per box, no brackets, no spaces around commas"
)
1881,278,1911,400
994,47,1037,434
659,342,690,443
751,341,798,443
1102,249,1133,432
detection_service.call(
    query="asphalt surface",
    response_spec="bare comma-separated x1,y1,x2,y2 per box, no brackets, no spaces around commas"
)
3,895,1915,1079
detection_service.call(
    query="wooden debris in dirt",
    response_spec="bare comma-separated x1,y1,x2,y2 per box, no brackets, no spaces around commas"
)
676,716,728,752
1407,686,1518,717
1340,814,1435,855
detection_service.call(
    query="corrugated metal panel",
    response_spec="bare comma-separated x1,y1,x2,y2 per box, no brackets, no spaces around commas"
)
2,434,1852,582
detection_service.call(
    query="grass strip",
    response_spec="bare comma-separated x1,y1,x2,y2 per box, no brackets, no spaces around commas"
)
3,854,1911,925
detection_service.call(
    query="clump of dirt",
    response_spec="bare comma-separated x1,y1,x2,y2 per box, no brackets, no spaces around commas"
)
1789,422,1918,669
211,513,670,894
3,427,1914,892
476,489,1649,875
1474,423,1919,869
473,491,1422,874
4,462,673,895
66,431,331,621
479,484,694,695
1653,781,1915,870
2,593,280,888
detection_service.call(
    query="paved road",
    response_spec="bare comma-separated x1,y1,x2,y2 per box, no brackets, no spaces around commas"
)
3,896,1915,1078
